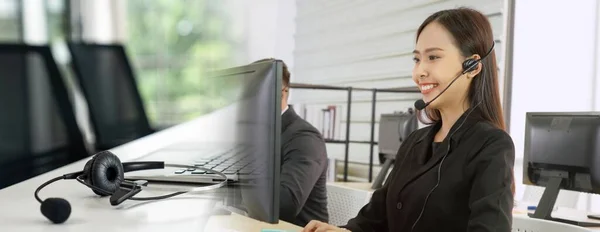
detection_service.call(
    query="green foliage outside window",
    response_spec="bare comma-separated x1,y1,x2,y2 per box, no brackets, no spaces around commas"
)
0,0,20,42
126,0,242,126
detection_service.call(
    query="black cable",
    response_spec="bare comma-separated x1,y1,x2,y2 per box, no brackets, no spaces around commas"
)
75,176,187,201
35,176,66,204
410,60,488,232
130,192,187,201
75,176,113,195
410,104,477,231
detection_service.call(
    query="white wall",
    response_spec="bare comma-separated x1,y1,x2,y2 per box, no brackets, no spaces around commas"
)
77,0,297,67
507,0,600,209
291,0,507,167
78,0,123,43
22,0,48,44
240,0,296,69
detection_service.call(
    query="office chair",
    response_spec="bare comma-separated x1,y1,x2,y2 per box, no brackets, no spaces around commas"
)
0,44,90,189
326,183,373,226
371,109,418,189
67,42,155,151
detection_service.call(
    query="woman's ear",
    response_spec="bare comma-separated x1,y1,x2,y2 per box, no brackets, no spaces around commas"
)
466,54,483,78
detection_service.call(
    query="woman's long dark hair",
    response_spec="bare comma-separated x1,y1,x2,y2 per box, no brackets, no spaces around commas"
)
416,8,514,194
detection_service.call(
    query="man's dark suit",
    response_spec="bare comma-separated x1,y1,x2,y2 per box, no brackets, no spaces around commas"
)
279,106,329,227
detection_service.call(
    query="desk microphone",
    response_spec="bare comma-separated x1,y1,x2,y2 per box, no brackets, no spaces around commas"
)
35,172,80,223
41,198,71,224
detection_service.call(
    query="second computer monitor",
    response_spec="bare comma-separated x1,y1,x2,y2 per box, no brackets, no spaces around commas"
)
378,110,418,160
524,111,600,226
372,110,418,189
204,59,283,224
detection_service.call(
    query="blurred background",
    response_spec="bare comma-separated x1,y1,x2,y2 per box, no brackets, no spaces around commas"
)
6,0,293,126
2,0,600,216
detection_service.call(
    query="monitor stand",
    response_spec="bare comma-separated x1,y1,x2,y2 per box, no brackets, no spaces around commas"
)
528,176,600,227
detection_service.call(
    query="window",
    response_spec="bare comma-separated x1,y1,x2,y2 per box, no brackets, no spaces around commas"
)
0,0,22,42
46,0,66,42
126,0,243,126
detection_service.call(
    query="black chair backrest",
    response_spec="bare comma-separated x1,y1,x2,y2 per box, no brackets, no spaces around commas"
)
67,42,153,151
0,44,89,189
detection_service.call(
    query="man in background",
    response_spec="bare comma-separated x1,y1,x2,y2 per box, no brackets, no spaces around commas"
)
252,58,329,226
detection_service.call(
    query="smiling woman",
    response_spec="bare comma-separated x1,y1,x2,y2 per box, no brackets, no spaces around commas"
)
303,7,516,232
413,11,505,131
412,6,515,196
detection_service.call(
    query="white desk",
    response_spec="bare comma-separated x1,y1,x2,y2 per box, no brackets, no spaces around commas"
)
327,182,374,193
330,182,600,230
0,106,302,232
512,207,600,231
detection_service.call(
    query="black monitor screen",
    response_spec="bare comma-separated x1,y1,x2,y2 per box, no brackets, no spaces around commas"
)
378,112,417,158
203,60,282,224
524,112,600,193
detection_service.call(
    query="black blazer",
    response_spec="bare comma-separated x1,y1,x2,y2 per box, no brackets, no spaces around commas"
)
279,106,329,226
342,109,515,232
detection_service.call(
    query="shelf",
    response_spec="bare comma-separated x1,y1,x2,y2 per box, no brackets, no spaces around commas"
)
290,82,414,182
289,83,350,91
290,82,420,93
377,86,421,93
324,139,378,145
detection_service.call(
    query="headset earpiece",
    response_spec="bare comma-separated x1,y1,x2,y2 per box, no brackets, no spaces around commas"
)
462,58,479,74
461,41,495,75
82,159,97,193
83,151,125,196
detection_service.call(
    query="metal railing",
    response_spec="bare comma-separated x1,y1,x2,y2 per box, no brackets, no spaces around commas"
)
290,82,420,182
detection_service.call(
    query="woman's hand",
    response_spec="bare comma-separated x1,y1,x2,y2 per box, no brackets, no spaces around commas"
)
302,220,349,232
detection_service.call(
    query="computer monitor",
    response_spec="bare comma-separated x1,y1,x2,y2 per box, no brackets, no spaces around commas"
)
524,112,600,226
372,109,418,189
202,60,282,224
378,109,418,160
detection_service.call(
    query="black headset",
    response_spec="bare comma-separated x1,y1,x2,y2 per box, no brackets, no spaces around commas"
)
410,41,495,231
461,43,494,73
35,150,227,224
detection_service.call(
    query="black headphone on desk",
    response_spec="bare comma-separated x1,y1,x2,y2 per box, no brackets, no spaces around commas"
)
34,150,228,224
